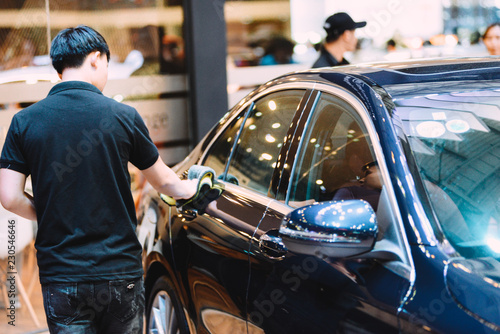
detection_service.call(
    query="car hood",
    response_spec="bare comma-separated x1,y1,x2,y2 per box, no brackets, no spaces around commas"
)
445,257,500,329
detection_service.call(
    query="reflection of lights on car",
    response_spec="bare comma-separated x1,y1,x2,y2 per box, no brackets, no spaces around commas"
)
265,134,276,143
260,153,273,161
416,121,446,138
316,179,323,185
432,112,447,120
201,309,263,334
486,237,500,253
268,100,277,111
446,119,470,134
146,207,157,224
453,262,472,273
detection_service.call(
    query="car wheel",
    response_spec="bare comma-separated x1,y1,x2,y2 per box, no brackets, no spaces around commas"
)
146,276,189,334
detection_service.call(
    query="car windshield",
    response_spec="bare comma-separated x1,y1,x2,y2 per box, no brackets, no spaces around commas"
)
390,81,500,259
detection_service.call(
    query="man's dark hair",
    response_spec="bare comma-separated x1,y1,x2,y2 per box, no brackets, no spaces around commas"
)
325,29,346,44
50,25,110,74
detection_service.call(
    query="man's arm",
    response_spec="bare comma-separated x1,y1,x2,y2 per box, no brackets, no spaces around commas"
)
141,156,197,200
0,168,37,221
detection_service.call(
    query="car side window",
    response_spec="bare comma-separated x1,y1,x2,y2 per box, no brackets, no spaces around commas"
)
288,92,380,209
203,111,247,177
226,90,305,196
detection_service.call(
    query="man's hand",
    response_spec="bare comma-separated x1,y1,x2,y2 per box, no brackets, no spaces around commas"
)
159,165,224,214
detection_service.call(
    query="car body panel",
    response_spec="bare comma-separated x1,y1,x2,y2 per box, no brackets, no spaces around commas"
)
169,189,266,331
445,257,500,330
246,202,408,333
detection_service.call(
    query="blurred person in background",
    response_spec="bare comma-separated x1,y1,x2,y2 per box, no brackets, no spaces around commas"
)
483,22,500,56
160,34,185,73
312,12,366,68
386,39,397,52
259,36,296,65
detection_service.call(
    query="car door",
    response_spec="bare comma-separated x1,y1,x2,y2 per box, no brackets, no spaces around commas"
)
246,87,414,333
170,88,312,333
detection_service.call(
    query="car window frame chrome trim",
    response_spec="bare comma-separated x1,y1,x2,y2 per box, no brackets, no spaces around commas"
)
221,101,254,178
273,89,321,199
283,90,321,204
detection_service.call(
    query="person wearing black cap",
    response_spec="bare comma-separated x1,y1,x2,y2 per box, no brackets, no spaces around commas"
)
312,12,366,68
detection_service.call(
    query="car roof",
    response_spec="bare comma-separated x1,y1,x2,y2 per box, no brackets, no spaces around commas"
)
266,56,500,99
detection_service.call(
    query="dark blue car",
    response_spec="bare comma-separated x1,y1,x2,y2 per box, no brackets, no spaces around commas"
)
137,57,500,334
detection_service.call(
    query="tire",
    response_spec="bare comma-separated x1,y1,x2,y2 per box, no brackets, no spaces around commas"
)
146,276,190,334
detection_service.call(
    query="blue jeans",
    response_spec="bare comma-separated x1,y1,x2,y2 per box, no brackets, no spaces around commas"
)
41,277,144,334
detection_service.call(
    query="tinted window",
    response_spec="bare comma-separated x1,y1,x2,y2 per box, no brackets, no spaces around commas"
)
203,111,248,177
288,93,380,209
226,90,305,196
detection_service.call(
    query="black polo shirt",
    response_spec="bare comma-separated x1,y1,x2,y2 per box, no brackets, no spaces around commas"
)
311,46,350,68
0,81,159,284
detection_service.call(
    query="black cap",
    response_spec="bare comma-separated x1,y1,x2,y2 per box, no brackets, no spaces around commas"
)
323,12,367,36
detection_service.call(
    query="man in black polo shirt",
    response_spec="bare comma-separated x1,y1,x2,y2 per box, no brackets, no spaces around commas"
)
312,12,366,68
0,25,196,333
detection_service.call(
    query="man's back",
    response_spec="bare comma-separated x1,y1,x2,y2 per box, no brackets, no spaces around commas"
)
0,25,197,333
5,80,158,283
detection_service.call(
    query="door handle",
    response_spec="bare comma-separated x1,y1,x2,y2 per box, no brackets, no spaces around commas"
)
259,230,288,259
180,208,197,220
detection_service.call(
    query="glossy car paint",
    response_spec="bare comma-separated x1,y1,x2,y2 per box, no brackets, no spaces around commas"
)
138,57,500,333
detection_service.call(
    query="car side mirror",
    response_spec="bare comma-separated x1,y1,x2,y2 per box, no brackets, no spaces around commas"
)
279,200,378,258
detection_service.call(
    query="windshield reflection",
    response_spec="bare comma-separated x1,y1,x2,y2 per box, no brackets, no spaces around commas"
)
395,88,500,259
